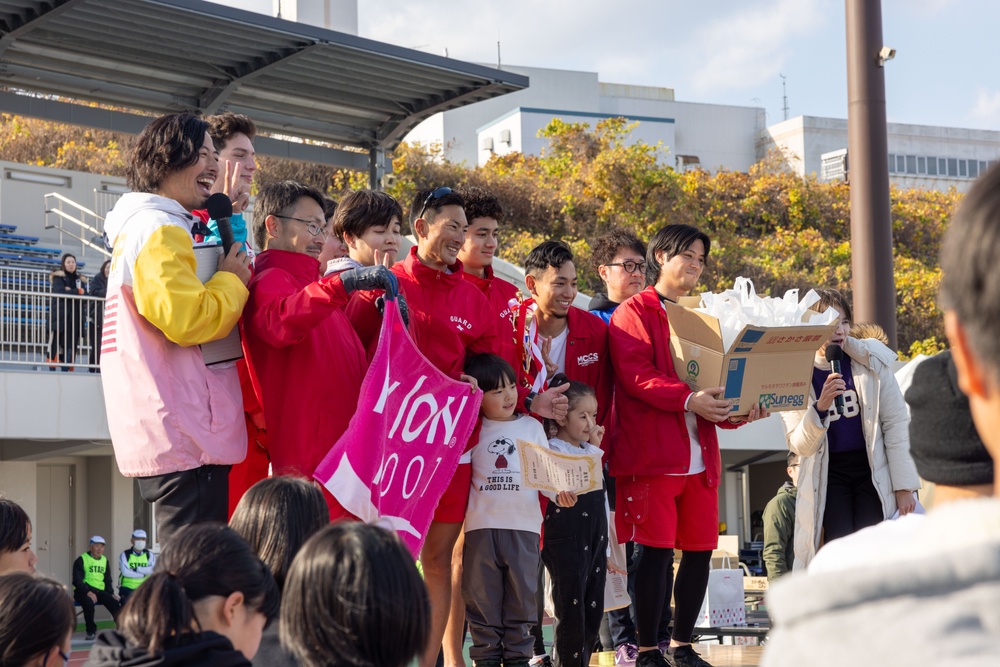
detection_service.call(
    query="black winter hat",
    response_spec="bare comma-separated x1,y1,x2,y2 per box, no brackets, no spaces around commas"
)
904,350,994,486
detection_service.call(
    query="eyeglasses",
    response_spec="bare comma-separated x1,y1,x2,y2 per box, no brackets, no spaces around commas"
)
417,186,453,219
606,260,647,274
60,650,71,665
275,215,329,239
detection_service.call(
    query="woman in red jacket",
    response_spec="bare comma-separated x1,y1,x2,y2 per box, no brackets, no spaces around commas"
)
608,224,769,667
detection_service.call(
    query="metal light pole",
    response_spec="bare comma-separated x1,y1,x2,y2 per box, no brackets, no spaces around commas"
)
846,0,897,348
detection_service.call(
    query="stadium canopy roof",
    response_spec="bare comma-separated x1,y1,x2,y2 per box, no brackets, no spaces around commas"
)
0,0,528,174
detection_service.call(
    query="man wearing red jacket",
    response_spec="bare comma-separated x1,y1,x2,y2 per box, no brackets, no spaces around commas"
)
242,181,397,516
457,186,521,370
608,224,769,667
517,241,613,430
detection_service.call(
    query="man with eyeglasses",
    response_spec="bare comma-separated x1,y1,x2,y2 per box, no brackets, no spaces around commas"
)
589,228,648,324
242,181,397,517
762,451,800,581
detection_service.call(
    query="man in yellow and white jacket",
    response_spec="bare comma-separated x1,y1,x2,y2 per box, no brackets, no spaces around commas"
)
100,113,252,545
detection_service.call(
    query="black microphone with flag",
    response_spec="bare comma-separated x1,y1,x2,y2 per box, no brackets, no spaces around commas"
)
825,343,845,416
205,192,235,255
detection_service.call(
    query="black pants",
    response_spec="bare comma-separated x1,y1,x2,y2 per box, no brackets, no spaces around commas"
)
606,542,673,647
118,585,137,606
542,490,608,667
823,449,884,543
74,589,120,635
137,465,230,546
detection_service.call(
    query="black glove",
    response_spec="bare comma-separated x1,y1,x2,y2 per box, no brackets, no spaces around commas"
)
341,265,398,298
377,292,410,327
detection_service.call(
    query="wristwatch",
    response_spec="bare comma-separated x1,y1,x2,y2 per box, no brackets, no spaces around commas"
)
524,390,537,414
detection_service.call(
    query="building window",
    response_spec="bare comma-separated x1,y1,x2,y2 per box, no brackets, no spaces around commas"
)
969,160,979,178
927,157,937,176
959,160,968,177
906,155,917,174
917,156,926,174
888,154,896,173
947,159,958,177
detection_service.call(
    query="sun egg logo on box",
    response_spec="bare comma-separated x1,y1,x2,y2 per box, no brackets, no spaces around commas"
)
686,360,700,381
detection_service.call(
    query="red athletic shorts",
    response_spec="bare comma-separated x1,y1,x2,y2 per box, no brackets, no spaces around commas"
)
615,471,719,551
433,462,472,523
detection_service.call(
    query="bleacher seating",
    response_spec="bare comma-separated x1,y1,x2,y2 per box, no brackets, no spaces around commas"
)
0,224,84,271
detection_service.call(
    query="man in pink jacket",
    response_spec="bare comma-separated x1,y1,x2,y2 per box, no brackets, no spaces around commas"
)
101,113,252,545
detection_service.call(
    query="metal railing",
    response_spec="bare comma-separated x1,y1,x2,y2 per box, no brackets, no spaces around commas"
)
0,283,104,372
93,189,124,220
44,192,112,260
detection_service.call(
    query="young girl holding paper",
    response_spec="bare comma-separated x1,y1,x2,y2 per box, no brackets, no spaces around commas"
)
542,374,610,667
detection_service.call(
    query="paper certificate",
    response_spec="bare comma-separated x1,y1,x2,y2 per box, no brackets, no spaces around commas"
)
518,439,601,494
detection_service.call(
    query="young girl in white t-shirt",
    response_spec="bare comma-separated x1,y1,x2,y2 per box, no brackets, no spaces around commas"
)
542,374,608,667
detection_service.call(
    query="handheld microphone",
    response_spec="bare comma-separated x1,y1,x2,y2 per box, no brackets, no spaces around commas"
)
205,192,235,256
825,343,845,416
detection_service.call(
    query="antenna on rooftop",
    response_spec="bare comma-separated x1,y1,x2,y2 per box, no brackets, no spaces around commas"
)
780,74,789,121
497,39,501,68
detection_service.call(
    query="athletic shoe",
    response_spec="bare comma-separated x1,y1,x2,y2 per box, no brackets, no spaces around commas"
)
615,643,639,666
657,641,671,655
528,655,552,667
85,633,96,641
666,645,713,667
635,649,670,667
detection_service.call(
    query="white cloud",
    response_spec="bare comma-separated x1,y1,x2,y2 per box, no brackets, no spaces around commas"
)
970,88,1000,127
680,0,825,94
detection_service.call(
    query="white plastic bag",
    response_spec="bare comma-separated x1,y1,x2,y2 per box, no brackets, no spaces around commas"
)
696,278,838,350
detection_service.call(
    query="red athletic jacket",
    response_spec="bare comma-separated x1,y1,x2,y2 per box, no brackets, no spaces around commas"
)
242,249,367,479
514,305,613,431
385,247,499,379
608,286,738,487
461,266,521,371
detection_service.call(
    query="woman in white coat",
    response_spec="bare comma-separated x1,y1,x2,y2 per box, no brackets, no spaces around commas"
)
779,289,921,569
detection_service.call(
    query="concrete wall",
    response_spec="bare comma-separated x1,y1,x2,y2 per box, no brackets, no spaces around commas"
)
0,460,37,520
0,370,110,441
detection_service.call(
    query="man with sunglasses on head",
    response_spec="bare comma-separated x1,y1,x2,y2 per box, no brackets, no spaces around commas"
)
242,181,397,518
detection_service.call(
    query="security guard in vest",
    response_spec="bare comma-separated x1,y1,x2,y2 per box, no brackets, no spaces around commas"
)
118,528,156,604
72,535,120,640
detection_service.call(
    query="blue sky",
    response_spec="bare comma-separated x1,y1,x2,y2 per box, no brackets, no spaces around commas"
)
209,0,999,131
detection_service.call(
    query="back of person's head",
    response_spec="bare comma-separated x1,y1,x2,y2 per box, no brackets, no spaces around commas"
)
0,498,34,575
332,190,403,240
281,523,429,667
591,227,646,272
524,240,573,277
411,187,465,224
0,499,30,557
118,523,279,654
904,350,994,489
126,113,209,193
457,185,504,224
252,180,326,252
323,196,339,221
0,573,74,667
940,162,1000,384
849,321,889,345
229,476,329,592
464,353,517,393
645,224,710,286
544,373,597,436
206,112,257,151
812,287,853,323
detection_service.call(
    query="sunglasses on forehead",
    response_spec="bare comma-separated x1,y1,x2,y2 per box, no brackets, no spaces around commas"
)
417,186,453,219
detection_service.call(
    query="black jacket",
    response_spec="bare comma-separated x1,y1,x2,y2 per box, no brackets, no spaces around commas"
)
84,630,251,667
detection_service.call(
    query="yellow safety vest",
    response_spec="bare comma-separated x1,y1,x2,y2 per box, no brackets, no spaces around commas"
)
120,550,150,590
81,552,107,591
